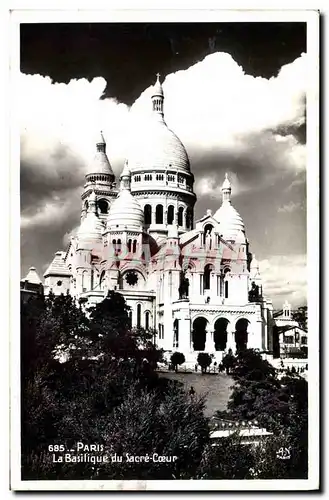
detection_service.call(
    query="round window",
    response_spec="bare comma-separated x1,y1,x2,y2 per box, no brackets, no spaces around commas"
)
57,280,62,286
125,271,138,286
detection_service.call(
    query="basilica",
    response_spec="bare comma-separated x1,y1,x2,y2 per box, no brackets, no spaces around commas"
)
24,76,277,364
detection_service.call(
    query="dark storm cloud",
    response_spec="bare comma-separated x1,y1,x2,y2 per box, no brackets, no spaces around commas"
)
20,141,86,215
20,22,306,105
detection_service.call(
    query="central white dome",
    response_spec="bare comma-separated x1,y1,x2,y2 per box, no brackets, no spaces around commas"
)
127,117,190,173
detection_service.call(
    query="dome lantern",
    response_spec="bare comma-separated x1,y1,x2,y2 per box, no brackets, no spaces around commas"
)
214,173,245,239
96,130,106,153
151,73,164,118
222,172,232,202
120,160,131,191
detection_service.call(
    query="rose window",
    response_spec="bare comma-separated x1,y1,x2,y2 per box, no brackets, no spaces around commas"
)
125,271,138,286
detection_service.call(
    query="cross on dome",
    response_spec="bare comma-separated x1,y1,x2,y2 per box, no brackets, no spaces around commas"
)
152,73,164,101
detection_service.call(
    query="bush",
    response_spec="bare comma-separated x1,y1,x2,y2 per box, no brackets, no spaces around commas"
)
197,353,212,374
170,352,185,372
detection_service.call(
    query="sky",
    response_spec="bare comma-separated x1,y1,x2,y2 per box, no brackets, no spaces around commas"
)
20,22,307,308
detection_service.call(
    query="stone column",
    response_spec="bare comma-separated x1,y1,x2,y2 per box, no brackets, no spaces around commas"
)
205,328,215,353
151,205,156,225
226,328,236,353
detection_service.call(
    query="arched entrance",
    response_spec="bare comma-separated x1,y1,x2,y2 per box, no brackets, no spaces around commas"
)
192,317,207,351
235,318,249,352
214,318,229,351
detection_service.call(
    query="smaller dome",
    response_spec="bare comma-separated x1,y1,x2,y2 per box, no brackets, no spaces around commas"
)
87,131,115,177
107,190,144,229
214,203,245,238
77,212,104,242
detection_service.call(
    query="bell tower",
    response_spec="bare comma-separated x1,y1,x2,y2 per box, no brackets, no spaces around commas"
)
81,131,118,223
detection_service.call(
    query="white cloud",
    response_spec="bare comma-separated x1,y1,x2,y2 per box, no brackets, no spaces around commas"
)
20,50,307,234
259,254,307,308
278,201,304,213
131,51,307,170
19,74,130,177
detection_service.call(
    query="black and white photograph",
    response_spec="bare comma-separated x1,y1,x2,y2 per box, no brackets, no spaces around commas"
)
11,8,319,491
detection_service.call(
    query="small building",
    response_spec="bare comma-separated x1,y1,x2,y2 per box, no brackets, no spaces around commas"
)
20,267,43,302
210,418,273,446
278,325,308,357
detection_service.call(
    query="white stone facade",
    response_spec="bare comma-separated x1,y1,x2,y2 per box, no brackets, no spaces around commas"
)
41,76,277,363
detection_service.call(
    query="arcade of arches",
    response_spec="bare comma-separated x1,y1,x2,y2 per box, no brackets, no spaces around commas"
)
191,316,249,352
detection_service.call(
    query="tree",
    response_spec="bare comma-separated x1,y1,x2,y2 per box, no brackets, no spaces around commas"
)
170,352,185,372
292,306,308,331
21,291,211,480
221,348,236,374
197,353,212,374
93,384,209,480
230,349,276,382
196,434,256,479
214,349,308,479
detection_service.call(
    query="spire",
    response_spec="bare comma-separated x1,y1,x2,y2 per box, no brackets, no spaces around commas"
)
221,172,232,203
23,266,42,284
151,73,164,117
120,160,131,191
96,130,106,153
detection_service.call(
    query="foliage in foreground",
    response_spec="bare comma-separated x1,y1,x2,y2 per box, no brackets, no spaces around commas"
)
21,293,308,480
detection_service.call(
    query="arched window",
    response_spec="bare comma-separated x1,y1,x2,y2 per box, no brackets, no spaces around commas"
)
137,304,141,328
117,239,122,254
145,311,150,330
127,239,132,252
144,204,152,225
167,205,174,225
203,264,213,291
186,208,192,229
223,268,230,298
178,207,184,227
156,204,163,224
112,239,117,252
132,239,137,253
98,199,109,214
203,224,214,245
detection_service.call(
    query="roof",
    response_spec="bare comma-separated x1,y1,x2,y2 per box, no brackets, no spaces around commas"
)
214,201,245,236
278,325,307,334
44,251,71,277
77,212,104,243
22,266,42,284
107,189,144,229
210,428,273,439
87,132,115,177
128,118,190,173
